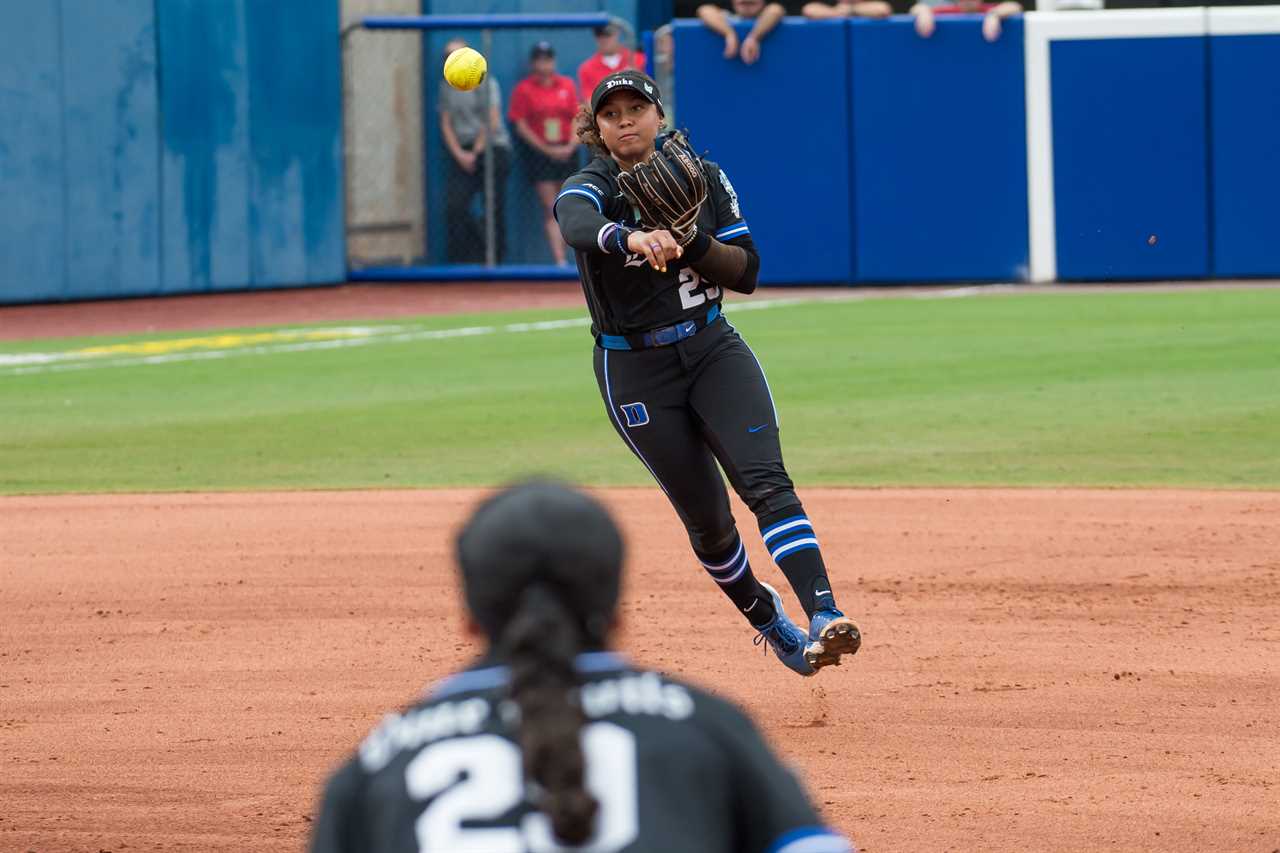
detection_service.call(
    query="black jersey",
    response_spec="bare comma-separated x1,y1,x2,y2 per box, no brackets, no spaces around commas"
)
555,143,758,338
310,652,851,853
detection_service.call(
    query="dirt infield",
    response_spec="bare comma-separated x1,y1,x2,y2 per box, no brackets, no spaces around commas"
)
3,488,1277,852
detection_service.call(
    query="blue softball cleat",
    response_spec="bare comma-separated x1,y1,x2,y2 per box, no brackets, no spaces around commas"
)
805,607,862,671
753,583,816,677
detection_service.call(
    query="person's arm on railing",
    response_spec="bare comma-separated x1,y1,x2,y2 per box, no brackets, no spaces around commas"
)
804,2,891,19
983,1,1023,41
697,4,740,59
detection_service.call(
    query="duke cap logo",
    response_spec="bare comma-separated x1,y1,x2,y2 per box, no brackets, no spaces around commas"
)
591,71,664,116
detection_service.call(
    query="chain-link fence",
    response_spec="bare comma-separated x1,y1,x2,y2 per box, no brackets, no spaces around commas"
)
342,11,658,278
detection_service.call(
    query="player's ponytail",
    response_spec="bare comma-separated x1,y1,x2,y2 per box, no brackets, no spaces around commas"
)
500,581,598,845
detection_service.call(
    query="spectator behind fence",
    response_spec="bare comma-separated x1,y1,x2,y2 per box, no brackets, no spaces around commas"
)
439,38,511,264
910,0,1024,41
509,42,580,266
801,1,893,20
695,0,785,65
578,23,647,105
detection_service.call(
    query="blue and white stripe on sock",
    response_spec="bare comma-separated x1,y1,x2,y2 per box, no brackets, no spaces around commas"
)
761,514,820,563
699,539,749,585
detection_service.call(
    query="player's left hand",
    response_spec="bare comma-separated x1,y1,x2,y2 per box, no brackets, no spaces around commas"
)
740,36,761,64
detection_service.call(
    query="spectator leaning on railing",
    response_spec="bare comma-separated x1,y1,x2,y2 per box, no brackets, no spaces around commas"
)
910,0,1024,41
695,0,786,64
801,1,893,21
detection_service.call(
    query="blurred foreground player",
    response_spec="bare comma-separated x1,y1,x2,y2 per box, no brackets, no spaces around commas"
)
309,481,854,853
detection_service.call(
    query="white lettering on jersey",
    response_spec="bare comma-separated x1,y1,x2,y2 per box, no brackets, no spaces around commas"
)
719,169,741,219
359,698,491,772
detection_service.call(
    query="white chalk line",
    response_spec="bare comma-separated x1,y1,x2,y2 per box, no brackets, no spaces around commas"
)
0,288,996,378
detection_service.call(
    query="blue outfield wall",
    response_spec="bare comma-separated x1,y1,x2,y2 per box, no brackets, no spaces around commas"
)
673,19,855,284
156,0,252,294
6,7,1280,301
246,0,344,287
849,16,1027,282
1050,36,1209,280
0,3,68,301
62,0,162,301
670,10,1280,285
0,0,344,304
1208,32,1280,277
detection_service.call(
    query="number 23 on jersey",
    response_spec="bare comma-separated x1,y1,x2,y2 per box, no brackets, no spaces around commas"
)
678,269,719,311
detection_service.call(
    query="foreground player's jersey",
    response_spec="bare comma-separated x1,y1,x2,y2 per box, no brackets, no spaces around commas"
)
310,652,851,853
555,144,757,337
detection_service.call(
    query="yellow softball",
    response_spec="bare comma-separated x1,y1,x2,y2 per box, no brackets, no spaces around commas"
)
443,47,487,92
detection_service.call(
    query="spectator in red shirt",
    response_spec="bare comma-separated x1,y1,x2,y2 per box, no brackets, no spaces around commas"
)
910,0,1023,41
577,24,647,104
508,42,581,266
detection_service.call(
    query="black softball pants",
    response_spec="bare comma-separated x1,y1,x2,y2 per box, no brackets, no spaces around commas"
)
592,317,800,557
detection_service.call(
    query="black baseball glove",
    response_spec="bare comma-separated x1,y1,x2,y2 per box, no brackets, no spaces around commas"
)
616,132,708,247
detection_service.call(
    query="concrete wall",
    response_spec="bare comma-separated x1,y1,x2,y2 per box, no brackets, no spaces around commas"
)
341,0,426,266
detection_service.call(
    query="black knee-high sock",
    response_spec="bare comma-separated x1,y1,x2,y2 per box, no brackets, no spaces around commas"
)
696,531,775,629
758,505,837,619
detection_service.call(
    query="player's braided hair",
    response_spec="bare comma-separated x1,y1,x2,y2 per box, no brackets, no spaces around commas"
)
457,480,622,845
499,581,598,845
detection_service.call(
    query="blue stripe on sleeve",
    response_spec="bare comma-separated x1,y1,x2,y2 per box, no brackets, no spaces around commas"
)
555,186,604,213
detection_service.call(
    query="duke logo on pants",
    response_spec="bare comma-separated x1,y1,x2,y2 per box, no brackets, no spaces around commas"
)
620,402,649,428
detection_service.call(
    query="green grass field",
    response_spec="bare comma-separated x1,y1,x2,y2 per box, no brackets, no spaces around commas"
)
2,287,1277,494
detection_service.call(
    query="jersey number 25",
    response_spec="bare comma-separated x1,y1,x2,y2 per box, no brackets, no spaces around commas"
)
406,722,638,853
678,269,720,310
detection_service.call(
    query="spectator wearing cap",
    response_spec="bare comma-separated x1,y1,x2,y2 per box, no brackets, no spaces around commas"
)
508,42,581,266
695,0,785,65
910,0,1023,41
801,1,894,21
438,37,511,264
577,23,647,106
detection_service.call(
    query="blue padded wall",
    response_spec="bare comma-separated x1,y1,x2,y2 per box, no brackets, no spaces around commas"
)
1,0,343,303
61,0,161,300
850,16,1027,282
420,0,638,266
1208,33,1280,277
158,0,344,293
246,0,345,286
1050,37,1209,280
673,19,853,284
156,0,252,293
0,3,68,302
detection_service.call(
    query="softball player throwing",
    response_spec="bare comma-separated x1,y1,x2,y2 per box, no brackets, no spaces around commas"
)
553,71,861,676
310,481,854,853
